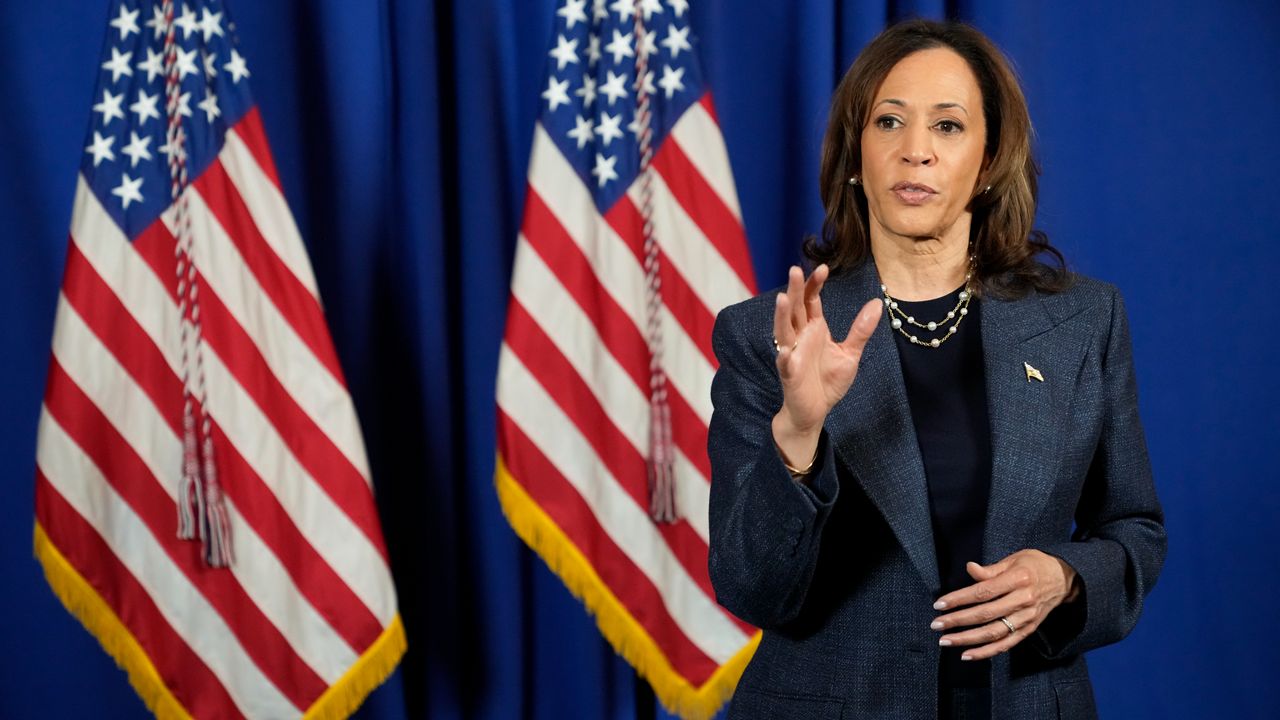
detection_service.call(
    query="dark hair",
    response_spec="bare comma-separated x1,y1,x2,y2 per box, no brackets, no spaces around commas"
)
803,19,1070,298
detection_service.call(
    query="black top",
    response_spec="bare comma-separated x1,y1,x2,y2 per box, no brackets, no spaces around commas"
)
891,286,993,690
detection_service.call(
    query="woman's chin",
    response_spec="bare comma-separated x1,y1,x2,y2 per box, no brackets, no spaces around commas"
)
881,220,945,241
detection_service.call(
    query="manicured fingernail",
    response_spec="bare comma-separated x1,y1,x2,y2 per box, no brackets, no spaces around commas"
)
939,639,951,647
961,654,972,661
930,621,944,630
933,600,947,610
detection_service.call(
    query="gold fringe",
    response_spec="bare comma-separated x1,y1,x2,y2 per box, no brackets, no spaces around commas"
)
35,523,407,720
34,523,193,720
302,614,407,720
495,455,761,720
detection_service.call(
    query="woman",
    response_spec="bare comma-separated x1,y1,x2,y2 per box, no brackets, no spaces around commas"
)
707,19,1166,720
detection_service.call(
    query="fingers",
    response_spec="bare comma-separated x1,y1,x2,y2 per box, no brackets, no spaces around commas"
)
786,266,806,335
934,562,1028,611
931,554,1042,658
941,606,1041,661
932,586,1032,632
930,551,1060,660
775,266,876,360
841,298,884,353
773,293,795,353
775,265,829,360
803,264,829,322
967,558,1014,581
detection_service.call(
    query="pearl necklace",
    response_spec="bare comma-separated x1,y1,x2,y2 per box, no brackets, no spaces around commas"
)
880,262,975,349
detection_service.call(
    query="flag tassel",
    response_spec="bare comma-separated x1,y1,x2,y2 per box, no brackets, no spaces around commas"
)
162,0,231,567
634,9,678,524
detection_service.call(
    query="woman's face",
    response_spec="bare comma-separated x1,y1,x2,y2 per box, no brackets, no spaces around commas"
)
859,47,987,246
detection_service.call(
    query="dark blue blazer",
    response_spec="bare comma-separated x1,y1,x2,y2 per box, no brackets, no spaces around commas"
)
707,259,1166,719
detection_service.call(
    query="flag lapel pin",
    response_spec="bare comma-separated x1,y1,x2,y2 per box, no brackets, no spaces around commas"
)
1024,362,1045,383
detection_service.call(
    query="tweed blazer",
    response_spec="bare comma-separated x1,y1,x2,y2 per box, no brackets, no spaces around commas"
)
707,259,1166,720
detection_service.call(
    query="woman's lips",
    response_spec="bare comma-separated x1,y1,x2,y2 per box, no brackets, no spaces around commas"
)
891,187,937,205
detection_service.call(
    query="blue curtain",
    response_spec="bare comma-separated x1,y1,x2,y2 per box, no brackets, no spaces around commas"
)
1,1,1277,718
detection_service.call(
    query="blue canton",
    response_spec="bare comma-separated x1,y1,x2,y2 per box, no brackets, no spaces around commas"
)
540,0,705,213
82,0,254,240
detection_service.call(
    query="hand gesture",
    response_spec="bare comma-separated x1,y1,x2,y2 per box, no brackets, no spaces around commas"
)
930,550,1081,661
771,264,883,468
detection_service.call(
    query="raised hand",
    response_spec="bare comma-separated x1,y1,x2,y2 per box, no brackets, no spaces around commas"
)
770,264,883,471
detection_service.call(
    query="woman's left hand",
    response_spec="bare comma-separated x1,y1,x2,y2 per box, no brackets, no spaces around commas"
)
929,549,1080,661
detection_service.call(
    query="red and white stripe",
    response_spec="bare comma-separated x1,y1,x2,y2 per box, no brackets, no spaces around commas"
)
497,94,758,689
36,109,399,717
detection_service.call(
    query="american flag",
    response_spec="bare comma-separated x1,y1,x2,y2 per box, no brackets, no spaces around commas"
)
495,0,760,716
33,1,404,717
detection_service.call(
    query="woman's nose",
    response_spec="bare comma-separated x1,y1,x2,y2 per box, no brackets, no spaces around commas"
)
900,128,935,166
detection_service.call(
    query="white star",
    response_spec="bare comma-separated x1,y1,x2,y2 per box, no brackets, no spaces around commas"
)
130,89,160,124
600,70,628,105
137,47,164,82
203,50,219,79
175,91,193,117
637,29,657,62
224,49,251,83
604,29,634,65
658,64,685,98
174,3,199,39
635,68,655,96
595,112,623,146
84,131,116,167
145,5,166,39
548,34,579,71
199,8,224,42
609,0,635,21
667,0,689,17
175,47,199,80
121,131,153,167
92,89,125,126
541,76,571,111
661,24,691,59
575,75,597,107
638,0,664,20
585,35,601,66
102,47,133,83
592,0,609,23
197,92,220,122
591,153,618,187
627,113,644,138
109,5,140,40
111,173,144,209
557,0,588,29
567,114,594,149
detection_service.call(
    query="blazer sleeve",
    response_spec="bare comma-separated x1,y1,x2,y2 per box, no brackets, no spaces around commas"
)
1031,287,1168,659
706,302,841,630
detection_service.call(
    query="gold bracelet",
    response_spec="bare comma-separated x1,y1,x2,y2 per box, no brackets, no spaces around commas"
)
779,446,819,477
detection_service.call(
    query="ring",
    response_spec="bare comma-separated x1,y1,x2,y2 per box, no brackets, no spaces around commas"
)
773,338,797,353
999,616,1017,635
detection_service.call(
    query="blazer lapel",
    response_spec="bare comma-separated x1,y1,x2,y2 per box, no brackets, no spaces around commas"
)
979,289,1080,561
823,262,940,594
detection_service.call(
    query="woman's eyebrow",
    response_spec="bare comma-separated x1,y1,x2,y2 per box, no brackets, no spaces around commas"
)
874,98,970,117
933,102,969,117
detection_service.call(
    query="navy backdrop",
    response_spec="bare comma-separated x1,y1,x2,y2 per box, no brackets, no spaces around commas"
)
2,1,1278,718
